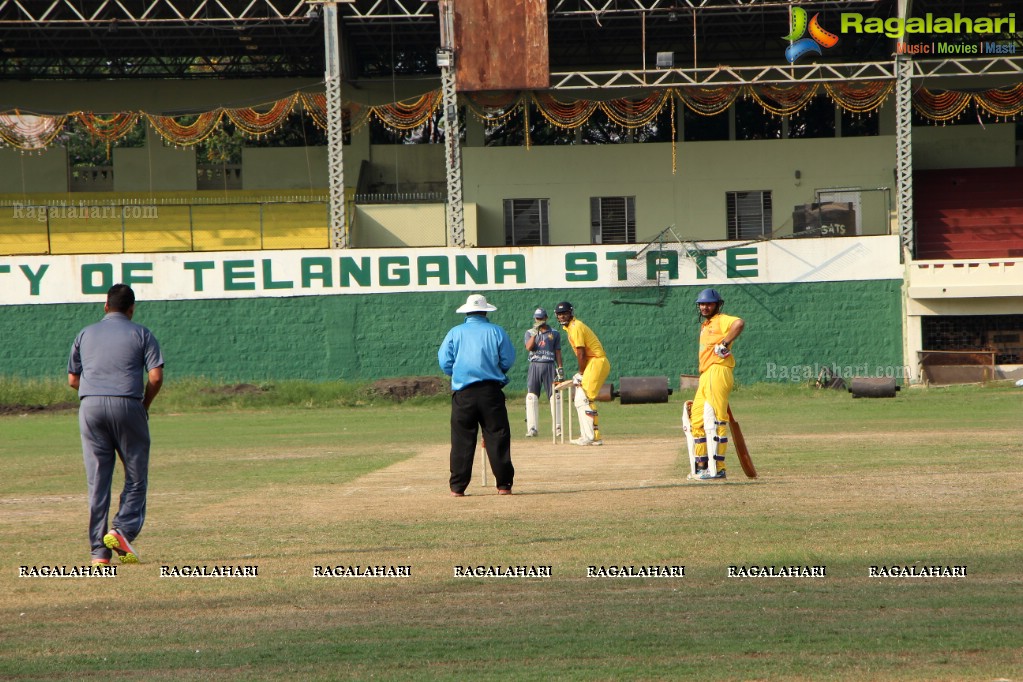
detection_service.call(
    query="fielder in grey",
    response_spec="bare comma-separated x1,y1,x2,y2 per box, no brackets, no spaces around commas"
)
67,284,164,565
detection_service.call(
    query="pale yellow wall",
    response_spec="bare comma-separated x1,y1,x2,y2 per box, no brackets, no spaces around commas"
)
463,202,479,248
0,147,68,194
114,127,196,192
1,79,322,112
364,145,446,191
462,135,897,245
243,147,329,189
353,203,446,247
912,123,1016,169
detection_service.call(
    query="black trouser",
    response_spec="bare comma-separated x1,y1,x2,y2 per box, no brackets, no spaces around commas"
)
449,381,514,493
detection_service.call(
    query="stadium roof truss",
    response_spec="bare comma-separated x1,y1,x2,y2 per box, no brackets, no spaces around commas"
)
0,0,1017,84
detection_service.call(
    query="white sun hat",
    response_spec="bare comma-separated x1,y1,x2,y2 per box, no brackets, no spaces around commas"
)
456,293,498,314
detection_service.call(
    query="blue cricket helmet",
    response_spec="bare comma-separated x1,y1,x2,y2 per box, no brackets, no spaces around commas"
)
695,288,724,304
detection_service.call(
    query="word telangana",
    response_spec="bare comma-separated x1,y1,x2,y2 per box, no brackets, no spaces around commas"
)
1,248,762,298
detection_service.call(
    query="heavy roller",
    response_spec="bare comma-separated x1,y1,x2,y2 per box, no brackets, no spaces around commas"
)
596,375,673,404
848,377,900,398
553,376,672,443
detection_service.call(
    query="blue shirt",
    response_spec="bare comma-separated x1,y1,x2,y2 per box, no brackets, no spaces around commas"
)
524,326,560,364
68,312,164,399
438,315,516,391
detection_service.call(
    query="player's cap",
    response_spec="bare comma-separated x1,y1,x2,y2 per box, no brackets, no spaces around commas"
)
695,288,724,304
456,294,497,314
533,307,548,319
554,301,573,315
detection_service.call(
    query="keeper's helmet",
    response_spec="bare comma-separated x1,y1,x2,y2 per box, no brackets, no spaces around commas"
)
554,301,574,315
695,288,724,304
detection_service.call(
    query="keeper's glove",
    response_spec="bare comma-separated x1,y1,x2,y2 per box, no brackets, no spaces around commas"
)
555,367,564,382
527,328,537,337
713,343,731,358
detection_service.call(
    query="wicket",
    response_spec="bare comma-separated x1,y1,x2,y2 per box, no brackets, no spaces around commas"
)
553,380,574,444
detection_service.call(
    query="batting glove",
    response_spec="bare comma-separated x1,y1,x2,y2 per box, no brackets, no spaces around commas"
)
572,373,583,385
714,343,731,358
555,367,565,382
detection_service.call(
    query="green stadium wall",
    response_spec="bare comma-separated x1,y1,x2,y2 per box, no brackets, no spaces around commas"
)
0,279,903,386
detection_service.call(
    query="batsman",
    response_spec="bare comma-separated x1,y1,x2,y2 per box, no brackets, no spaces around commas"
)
688,288,745,479
554,301,611,446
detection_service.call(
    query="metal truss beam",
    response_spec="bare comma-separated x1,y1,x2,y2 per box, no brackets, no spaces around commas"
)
323,2,348,248
549,0,881,16
337,0,438,22
910,56,1023,79
551,56,1023,90
895,55,914,257
0,0,884,24
551,61,898,89
0,1,310,23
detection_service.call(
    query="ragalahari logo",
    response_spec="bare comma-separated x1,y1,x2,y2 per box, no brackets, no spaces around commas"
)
784,7,839,63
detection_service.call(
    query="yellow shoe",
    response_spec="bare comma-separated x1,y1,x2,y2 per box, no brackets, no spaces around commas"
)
103,529,139,564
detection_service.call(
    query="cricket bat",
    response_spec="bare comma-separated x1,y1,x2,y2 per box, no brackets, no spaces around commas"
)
727,405,757,479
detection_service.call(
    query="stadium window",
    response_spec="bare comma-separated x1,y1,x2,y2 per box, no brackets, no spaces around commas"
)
683,106,729,142
635,107,676,143
485,104,574,147
64,117,145,192
912,107,979,128
582,110,629,144
726,190,772,240
590,196,636,244
370,108,465,145
735,97,782,140
787,95,836,139
840,108,879,137
244,111,333,147
581,107,676,144
504,199,550,245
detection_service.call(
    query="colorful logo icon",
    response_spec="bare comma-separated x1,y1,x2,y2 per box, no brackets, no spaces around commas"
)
784,7,839,63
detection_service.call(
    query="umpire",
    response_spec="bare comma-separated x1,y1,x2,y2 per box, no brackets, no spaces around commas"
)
438,294,516,496
68,284,164,565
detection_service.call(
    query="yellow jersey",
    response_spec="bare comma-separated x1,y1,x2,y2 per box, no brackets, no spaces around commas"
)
699,313,740,373
565,318,606,359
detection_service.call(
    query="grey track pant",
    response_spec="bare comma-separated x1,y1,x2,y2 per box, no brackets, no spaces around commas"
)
79,396,151,559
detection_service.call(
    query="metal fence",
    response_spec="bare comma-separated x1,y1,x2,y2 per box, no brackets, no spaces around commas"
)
0,197,330,255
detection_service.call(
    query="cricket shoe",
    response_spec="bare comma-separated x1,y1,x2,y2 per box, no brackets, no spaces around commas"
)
103,529,139,564
570,438,602,446
697,470,726,480
91,557,111,567
525,428,538,438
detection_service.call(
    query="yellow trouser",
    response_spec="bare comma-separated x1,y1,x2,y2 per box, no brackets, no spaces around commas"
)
581,356,611,402
692,364,733,471
578,357,610,441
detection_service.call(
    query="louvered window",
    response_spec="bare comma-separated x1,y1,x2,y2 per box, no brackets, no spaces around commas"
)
503,199,550,245
590,196,636,244
727,190,772,239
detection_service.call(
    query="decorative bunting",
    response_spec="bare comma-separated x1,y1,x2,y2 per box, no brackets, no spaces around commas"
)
1,81,1019,152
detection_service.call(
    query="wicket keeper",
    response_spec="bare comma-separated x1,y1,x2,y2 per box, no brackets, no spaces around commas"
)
523,307,564,438
691,288,744,479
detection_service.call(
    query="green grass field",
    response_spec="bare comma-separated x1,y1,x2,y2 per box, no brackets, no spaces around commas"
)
1,382,1021,681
